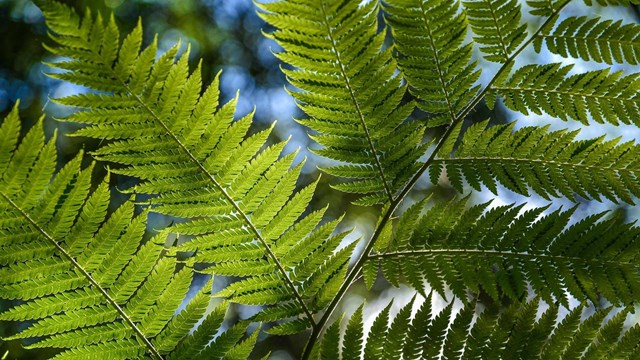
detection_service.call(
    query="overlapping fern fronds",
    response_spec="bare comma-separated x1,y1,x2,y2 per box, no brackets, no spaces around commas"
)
0,105,254,360
367,196,640,306
23,0,640,358
260,1,640,357
383,0,481,125
257,0,427,205
312,296,640,359
431,120,640,203
40,1,351,333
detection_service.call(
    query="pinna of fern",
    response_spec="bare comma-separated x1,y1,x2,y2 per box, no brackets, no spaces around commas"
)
0,105,256,360
534,15,640,65
431,120,640,204
312,295,640,359
256,0,428,205
382,0,481,125
462,0,529,63
39,1,354,335
487,63,640,126
366,196,640,307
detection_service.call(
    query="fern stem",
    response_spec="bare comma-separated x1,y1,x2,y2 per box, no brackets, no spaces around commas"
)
0,192,164,360
318,0,395,203
301,2,572,358
433,155,633,172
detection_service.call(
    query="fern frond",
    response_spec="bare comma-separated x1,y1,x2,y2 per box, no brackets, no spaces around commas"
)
257,0,427,205
462,0,528,63
0,106,248,359
489,63,640,125
431,120,640,203
369,197,640,306
383,0,481,125
313,296,640,359
535,16,640,65
41,1,351,332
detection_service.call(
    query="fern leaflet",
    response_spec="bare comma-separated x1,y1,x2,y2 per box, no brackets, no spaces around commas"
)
488,63,640,125
431,120,640,203
535,16,640,65
383,0,481,126
257,0,427,205
462,0,528,63
369,196,640,306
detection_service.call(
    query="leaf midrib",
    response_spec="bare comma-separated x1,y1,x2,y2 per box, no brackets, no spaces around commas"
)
372,248,634,266
493,82,632,101
434,155,634,172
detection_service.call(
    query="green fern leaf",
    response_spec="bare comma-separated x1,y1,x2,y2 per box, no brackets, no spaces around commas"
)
383,0,481,125
257,0,427,204
535,16,640,65
490,63,640,125
165,305,225,360
40,1,352,333
223,328,261,360
341,304,364,360
432,120,640,203
0,106,247,359
370,197,640,306
462,0,528,63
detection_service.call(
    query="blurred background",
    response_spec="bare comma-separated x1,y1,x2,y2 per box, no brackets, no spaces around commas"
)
0,0,639,359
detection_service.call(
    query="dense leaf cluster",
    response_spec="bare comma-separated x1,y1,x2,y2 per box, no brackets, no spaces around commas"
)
3,0,640,359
